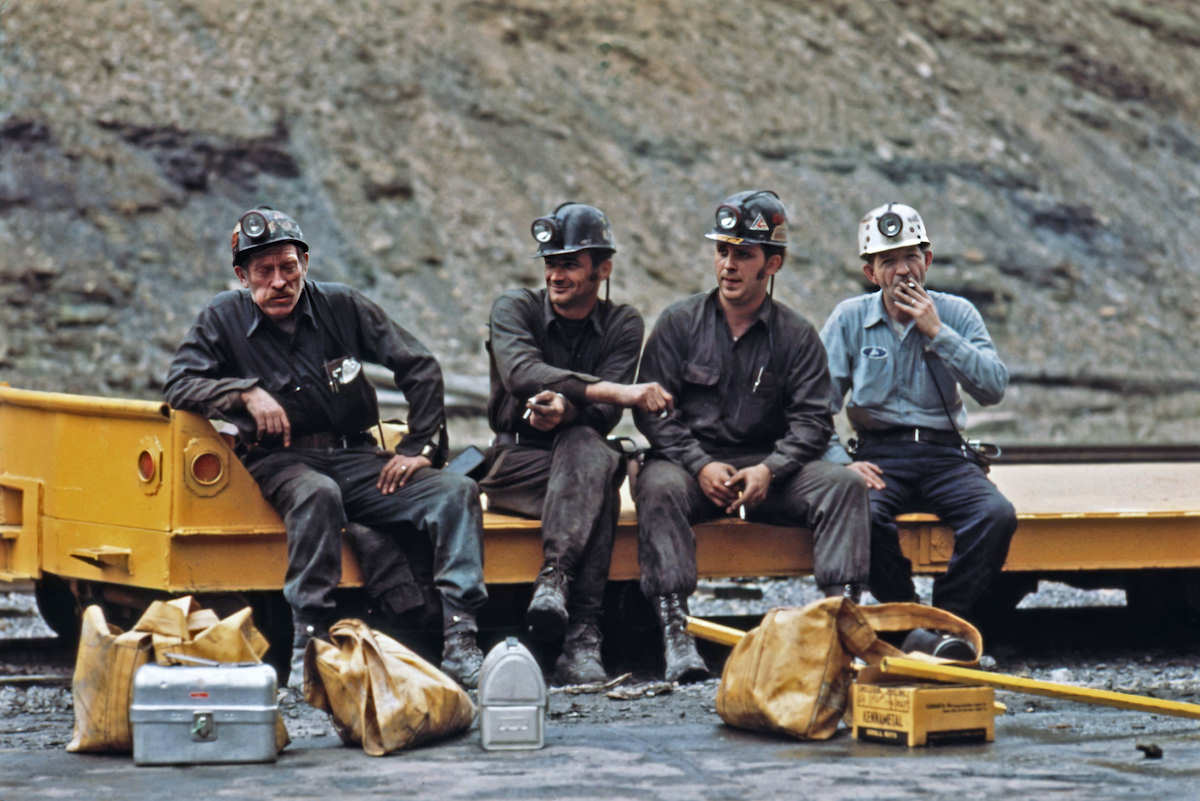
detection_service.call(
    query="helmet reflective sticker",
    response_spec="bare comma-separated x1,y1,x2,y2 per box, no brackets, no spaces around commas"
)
748,213,769,231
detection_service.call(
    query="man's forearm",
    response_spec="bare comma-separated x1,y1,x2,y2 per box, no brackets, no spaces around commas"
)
582,380,628,406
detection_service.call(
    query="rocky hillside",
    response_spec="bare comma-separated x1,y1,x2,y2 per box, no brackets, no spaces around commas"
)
2,0,1199,443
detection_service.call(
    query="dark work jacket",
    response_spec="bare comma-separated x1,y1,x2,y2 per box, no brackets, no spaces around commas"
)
486,288,644,444
634,289,834,482
163,280,446,458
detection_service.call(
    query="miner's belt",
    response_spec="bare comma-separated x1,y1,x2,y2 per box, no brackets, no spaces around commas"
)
291,431,372,449
858,427,962,448
493,432,553,450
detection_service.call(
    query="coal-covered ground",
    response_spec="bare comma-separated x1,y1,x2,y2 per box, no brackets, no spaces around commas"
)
3,579,1198,753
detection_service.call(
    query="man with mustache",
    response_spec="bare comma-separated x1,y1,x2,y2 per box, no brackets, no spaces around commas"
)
634,190,871,683
820,202,1016,651
481,202,671,684
164,207,487,690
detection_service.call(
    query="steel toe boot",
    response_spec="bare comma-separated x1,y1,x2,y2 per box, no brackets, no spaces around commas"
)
441,631,485,689
554,620,607,685
653,593,709,684
525,563,569,643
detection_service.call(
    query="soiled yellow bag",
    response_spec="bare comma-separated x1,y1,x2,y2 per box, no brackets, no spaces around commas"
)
305,619,476,756
66,605,153,753
67,597,289,754
715,598,980,741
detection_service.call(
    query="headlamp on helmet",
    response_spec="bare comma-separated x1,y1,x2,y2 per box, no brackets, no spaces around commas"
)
877,210,903,238
531,217,558,246
239,210,269,241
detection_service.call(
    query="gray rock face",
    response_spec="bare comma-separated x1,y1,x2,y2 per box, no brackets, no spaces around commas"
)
2,1,1199,442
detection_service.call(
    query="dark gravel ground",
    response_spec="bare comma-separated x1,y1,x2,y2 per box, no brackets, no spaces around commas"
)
2,579,1198,753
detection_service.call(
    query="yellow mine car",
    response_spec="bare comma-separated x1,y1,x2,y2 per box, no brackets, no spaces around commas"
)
3,385,1200,667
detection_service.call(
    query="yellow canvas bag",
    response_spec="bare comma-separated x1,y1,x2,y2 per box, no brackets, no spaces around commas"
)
715,597,981,741
66,605,153,753
304,619,476,756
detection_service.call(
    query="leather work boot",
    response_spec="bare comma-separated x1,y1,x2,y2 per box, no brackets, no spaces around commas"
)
441,631,485,689
525,563,569,643
901,627,977,661
289,618,330,693
554,620,607,685
653,593,709,684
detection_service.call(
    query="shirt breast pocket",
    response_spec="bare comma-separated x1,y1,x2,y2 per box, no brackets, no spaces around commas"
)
852,345,895,407
731,370,781,437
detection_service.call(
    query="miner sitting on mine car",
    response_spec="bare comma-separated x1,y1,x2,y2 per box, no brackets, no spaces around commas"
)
820,201,1017,657
163,207,487,690
633,190,871,683
479,202,673,684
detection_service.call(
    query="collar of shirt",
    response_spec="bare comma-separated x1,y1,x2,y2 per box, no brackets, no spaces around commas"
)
244,282,318,339
862,290,891,330
540,289,605,336
705,287,773,337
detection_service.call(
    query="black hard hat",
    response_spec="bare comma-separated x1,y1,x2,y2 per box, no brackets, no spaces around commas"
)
530,202,616,258
705,190,788,248
230,207,309,266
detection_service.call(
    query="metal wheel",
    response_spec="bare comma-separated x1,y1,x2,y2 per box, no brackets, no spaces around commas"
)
33,573,81,645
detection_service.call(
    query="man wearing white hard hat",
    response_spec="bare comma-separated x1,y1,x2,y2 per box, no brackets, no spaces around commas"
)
820,202,1016,649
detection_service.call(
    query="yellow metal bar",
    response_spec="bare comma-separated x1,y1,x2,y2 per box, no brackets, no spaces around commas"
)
0,386,169,421
686,616,747,647
880,656,1200,720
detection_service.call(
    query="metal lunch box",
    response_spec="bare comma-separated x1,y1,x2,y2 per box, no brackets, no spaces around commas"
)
478,637,547,750
129,661,278,765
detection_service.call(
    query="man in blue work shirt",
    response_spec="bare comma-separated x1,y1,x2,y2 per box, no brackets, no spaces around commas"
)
820,202,1016,637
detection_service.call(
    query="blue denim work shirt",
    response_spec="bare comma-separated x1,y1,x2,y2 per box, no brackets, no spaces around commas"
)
819,290,1008,463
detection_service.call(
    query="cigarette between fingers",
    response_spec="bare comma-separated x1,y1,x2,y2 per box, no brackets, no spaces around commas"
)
738,504,747,520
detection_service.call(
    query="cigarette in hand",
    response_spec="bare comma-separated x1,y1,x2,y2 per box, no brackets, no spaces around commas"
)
522,407,533,421
738,504,747,521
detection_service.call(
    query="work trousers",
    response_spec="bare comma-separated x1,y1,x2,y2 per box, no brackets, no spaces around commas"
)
633,455,871,598
856,439,1017,619
478,425,624,622
245,445,487,633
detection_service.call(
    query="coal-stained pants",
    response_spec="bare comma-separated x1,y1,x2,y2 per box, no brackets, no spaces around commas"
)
634,455,870,597
245,445,487,632
478,425,624,622
856,439,1016,619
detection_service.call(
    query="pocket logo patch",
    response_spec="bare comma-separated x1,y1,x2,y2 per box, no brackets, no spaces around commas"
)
862,346,888,359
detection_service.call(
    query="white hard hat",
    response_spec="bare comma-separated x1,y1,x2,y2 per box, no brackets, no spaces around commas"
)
858,202,930,258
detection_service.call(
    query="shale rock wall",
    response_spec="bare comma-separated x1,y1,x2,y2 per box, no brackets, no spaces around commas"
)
2,0,1199,442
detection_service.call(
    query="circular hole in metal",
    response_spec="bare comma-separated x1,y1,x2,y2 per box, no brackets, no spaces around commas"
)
191,452,223,485
137,450,157,482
